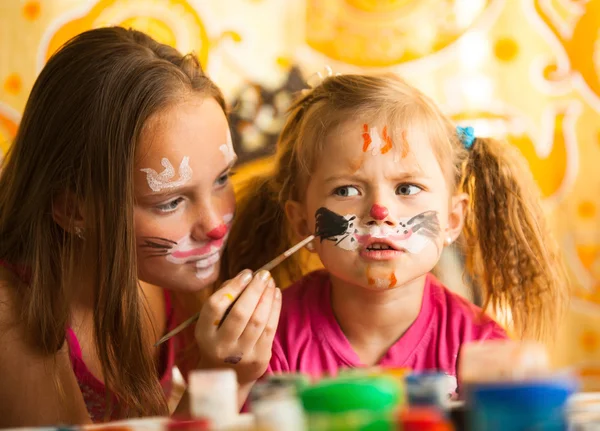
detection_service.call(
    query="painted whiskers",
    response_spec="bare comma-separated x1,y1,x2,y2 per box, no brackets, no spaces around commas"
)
140,237,177,258
320,209,440,255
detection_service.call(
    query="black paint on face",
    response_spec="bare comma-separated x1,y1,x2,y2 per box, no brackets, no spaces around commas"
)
139,236,177,258
314,207,353,241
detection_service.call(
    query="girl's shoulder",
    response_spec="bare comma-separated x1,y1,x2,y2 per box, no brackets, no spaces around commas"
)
427,274,508,340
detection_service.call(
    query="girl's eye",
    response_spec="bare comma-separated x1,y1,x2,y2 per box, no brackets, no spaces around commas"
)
333,186,360,197
156,197,184,213
216,171,235,187
396,184,422,196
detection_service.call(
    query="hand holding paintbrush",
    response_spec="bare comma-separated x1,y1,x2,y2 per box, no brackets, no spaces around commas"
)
155,207,350,346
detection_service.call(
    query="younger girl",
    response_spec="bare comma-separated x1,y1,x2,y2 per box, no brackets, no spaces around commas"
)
0,28,279,426
224,73,568,390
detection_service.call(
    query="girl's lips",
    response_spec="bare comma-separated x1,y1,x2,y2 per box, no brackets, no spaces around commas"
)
359,248,405,261
355,231,413,248
170,238,224,259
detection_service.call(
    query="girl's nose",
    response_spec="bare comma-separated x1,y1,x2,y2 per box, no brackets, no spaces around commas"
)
369,204,389,221
206,223,228,240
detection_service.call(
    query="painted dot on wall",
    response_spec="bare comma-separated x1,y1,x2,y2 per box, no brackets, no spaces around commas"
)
276,56,292,69
3,74,22,96
494,37,519,62
580,329,600,354
23,1,41,21
578,201,597,219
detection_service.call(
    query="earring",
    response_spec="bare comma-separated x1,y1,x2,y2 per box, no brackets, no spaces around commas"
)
305,241,315,252
445,236,453,246
74,227,85,240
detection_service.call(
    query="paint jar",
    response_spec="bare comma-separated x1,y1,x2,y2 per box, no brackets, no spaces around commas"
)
466,373,578,431
265,372,310,392
166,418,211,431
405,372,454,413
399,407,454,431
300,376,401,431
250,380,306,431
567,392,600,430
188,369,238,429
459,340,550,384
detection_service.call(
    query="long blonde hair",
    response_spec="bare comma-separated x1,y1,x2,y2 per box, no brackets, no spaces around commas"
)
222,73,569,342
0,27,225,417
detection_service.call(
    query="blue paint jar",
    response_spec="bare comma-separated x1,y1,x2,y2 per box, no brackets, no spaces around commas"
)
467,375,578,431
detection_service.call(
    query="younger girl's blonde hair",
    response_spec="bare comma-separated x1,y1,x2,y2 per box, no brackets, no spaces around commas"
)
222,73,569,342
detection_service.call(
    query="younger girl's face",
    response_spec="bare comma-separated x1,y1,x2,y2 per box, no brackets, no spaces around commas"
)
289,118,465,291
134,97,236,292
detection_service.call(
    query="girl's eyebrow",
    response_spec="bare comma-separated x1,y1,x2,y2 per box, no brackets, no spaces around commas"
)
217,157,238,179
324,169,428,184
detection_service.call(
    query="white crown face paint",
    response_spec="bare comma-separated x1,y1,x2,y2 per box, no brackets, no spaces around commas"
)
323,210,440,254
219,131,236,164
141,156,193,192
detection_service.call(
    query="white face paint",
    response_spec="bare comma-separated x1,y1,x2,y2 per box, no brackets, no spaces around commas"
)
219,131,236,163
158,213,233,280
141,156,193,192
324,210,440,254
363,126,393,156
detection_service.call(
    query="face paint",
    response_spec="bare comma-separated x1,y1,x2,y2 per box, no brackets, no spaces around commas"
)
366,266,398,289
141,156,193,192
361,124,393,156
140,213,233,280
370,204,389,221
321,209,440,254
314,207,354,241
219,131,236,163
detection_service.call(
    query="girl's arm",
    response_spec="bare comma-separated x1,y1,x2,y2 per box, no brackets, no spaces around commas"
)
0,279,91,427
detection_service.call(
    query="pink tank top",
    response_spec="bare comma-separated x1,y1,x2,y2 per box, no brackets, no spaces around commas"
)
0,259,176,422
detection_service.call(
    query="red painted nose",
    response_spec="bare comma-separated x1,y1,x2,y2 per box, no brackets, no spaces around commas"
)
207,223,228,240
370,204,389,221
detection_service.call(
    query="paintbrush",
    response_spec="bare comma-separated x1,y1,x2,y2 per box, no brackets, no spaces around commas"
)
154,207,350,347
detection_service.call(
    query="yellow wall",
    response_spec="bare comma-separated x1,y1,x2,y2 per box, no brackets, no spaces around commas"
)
1,0,600,375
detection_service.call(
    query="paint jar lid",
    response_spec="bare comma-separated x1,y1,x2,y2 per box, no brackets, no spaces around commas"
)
265,373,311,391
400,407,453,431
467,375,578,430
188,369,237,396
300,376,400,414
166,417,211,431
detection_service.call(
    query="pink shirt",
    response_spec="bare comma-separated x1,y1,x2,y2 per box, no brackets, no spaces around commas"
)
65,294,175,422
267,270,507,391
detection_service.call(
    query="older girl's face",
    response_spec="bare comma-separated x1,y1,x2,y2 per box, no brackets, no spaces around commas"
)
133,96,236,292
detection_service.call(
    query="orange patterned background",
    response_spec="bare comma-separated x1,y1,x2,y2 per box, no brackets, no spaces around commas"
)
1,0,599,374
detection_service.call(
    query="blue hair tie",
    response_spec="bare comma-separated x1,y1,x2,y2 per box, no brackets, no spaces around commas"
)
456,126,475,149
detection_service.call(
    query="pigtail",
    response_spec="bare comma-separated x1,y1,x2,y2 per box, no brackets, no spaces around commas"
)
461,137,569,342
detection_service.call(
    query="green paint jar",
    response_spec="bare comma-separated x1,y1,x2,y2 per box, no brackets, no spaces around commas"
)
299,376,401,431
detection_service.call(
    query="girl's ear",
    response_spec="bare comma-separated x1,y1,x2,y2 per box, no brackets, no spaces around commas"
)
52,190,86,234
446,192,469,244
285,200,311,239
